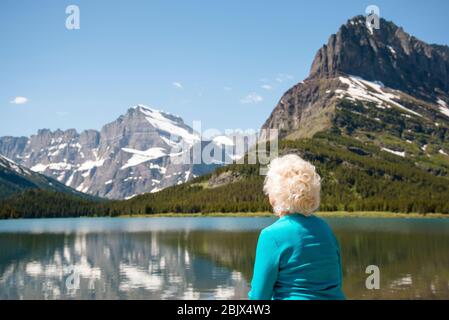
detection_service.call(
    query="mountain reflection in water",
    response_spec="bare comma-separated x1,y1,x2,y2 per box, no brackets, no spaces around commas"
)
0,217,449,299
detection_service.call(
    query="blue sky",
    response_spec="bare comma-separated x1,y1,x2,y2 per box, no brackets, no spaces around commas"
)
1,0,449,137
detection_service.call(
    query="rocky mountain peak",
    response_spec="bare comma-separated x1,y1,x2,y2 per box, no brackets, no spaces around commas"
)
308,15,449,101
133,104,185,124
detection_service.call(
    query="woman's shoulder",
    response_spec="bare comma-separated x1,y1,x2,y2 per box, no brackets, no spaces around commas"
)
261,214,338,249
261,215,305,239
262,216,290,232
263,214,332,236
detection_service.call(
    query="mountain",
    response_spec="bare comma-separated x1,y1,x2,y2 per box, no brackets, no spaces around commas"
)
0,154,87,200
261,16,449,177
0,105,244,200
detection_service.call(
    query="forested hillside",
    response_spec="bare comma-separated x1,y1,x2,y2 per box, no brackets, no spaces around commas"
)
2,132,448,219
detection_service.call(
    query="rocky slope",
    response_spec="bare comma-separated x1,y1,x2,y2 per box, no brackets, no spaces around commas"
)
0,105,243,199
0,154,86,199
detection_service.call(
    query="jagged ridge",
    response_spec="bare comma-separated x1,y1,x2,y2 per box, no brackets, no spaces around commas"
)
0,105,239,199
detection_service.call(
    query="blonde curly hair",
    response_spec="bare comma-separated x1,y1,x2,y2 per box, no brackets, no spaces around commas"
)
264,154,321,216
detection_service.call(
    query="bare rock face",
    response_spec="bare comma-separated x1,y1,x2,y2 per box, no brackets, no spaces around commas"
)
261,16,449,141
0,105,236,199
207,171,242,188
260,77,342,140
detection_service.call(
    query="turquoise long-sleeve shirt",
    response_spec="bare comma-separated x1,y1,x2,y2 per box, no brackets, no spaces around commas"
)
248,213,345,300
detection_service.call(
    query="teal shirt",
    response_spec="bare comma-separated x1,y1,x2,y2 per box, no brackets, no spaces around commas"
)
248,213,345,300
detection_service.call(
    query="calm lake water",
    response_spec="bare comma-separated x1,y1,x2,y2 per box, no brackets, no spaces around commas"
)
0,216,448,300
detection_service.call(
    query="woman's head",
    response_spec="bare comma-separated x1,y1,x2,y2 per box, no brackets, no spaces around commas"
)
264,154,321,217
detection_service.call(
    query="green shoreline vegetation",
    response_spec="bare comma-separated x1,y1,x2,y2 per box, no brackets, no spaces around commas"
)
116,211,449,219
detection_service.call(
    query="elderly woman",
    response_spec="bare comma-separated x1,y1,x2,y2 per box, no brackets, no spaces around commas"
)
248,154,345,300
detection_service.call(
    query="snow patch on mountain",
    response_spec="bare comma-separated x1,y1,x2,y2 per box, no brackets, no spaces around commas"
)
382,147,406,157
437,99,449,117
78,158,106,171
121,147,168,169
31,162,74,172
137,106,200,146
339,76,424,118
66,173,75,186
0,154,32,176
387,45,397,58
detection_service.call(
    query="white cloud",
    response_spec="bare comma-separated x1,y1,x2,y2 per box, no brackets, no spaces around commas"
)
240,93,263,104
10,96,28,104
275,73,294,83
172,82,184,89
261,84,273,91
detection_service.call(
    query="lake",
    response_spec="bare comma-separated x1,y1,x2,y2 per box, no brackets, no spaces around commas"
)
0,216,448,299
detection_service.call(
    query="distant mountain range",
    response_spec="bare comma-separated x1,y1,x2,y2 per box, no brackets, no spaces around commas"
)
0,105,246,200
1,15,449,217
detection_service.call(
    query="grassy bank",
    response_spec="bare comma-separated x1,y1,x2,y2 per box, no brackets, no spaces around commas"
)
117,211,449,219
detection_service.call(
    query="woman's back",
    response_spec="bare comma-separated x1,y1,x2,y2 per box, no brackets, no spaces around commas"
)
249,213,345,300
